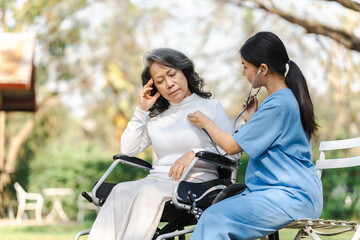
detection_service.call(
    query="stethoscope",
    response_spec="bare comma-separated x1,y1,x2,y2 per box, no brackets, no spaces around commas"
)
204,68,263,155
233,68,263,132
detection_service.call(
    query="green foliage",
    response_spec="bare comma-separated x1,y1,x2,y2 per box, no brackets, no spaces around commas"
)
317,149,360,220
321,167,360,220
4,96,151,219
3,100,68,202
25,113,149,219
236,153,249,183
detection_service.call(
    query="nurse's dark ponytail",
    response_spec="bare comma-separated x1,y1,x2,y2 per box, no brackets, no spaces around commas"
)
285,59,318,138
240,32,318,138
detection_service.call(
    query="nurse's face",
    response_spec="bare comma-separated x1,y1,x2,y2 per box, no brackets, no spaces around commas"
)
241,55,263,88
150,62,191,104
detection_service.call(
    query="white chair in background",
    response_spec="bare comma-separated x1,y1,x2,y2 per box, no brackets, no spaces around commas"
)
14,182,44,223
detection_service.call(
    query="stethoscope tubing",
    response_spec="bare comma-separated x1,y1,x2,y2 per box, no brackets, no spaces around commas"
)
233,70,262,132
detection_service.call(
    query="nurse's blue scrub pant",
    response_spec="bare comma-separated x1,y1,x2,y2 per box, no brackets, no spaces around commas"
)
190,190,294,240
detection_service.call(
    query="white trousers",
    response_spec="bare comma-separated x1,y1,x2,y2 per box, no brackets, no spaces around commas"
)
88,177,177,240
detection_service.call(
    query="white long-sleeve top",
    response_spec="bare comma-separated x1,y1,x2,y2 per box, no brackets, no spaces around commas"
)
120,94,236,181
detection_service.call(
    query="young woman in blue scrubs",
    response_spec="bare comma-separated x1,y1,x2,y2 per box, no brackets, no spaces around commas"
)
188,31,323,239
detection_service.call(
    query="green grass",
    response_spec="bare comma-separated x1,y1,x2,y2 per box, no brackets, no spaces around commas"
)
0,223,357,240
0,223,88,240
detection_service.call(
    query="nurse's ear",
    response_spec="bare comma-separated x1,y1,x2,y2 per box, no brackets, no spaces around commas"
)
259,64,268,75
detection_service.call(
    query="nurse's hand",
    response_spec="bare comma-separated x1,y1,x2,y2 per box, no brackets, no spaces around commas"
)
188,111,212,129
139,79,161,111
242,95,258,123
168,150,195,181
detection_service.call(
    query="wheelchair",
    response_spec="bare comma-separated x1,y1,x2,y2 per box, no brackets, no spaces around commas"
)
74,151,245,240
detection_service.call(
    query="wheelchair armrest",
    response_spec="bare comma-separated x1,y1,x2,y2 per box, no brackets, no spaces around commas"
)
113,154,153,170
91,155,152,206
195,151,238,170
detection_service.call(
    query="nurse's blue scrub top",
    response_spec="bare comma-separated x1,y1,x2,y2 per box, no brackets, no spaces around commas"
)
234,88,323,219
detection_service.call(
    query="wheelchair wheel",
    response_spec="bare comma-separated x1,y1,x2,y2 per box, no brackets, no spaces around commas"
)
212,182,247,205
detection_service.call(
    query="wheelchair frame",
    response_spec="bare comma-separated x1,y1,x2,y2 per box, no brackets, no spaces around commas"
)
74,151,240,240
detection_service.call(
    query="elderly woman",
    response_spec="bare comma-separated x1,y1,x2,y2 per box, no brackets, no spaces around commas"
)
88,48,236,240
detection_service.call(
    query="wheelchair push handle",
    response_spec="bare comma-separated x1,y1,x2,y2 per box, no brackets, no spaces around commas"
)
82,191,93,203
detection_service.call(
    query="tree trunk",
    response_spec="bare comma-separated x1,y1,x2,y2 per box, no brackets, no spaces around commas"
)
0,115,35,217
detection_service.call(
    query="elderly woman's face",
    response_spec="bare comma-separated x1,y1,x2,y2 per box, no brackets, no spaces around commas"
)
150,62,191,103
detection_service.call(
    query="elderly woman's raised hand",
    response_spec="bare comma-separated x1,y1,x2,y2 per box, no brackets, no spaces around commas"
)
139,79,161,111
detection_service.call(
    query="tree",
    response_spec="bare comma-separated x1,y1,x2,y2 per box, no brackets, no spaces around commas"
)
219,0,360,52
0,0,172,217
0,0,103,217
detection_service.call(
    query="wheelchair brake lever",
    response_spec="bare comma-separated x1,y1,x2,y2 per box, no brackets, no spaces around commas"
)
187,191,202,221
187,191,196,207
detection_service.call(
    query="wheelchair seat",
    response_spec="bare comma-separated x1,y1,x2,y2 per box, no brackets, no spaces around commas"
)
177,178,232,209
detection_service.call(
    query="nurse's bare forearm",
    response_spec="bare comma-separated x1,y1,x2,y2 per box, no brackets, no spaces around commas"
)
204,121,243,155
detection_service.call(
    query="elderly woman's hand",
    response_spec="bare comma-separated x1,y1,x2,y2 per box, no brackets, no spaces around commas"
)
187,111,211,129
139,79,161,111
168,151,195,181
